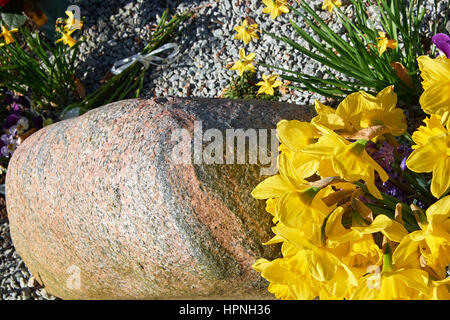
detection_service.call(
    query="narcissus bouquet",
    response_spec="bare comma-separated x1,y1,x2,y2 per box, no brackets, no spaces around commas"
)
251,54,450,300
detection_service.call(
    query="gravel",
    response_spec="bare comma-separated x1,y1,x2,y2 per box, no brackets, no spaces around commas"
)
68,0,448,105
1,0,448,300
1,212,56,300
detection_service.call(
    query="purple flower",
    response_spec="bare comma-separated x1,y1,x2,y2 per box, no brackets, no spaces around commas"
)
11,101,21,111
432,33,450,58
3,113,21,130
398,144,412,171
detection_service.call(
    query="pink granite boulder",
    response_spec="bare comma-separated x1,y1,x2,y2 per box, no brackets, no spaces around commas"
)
6,97,316,299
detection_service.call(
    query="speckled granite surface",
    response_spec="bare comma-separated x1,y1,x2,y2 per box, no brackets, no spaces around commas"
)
5,97,316,299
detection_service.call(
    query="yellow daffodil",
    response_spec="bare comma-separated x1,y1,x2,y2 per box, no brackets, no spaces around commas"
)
322,0,342,13
406,115,449,199
312,86,406,138
417,55,450,127
376,31,397,56
325,206,410,276
252,154,333,231
230,48,255,76
349,242,431,300
64,10,83,31
277,120,321,179
425,278,450,300
0,25,18,46
253,243,321,300
302,128,389,199
262,0,290,19
272,215,359,297
55,27,77,47
393,196,450,280
256,74,283,96
233,19,259,45
351,266,430,299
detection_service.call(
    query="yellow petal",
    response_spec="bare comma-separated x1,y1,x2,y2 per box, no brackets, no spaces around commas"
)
417,55,450,90
306,250,338,282
392,232,422,269
406,143,443,173
355,214,408,243
291,152,319,179
431,156,450,199
251,174,294,199
426,195,450,224
411,115,446,147
277,120,318,152
419,81,450,118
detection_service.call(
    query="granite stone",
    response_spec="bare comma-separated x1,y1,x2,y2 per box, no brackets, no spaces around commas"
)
6,97,316,299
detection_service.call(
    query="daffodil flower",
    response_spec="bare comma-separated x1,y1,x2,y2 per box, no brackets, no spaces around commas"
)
312,86,406,138
276,120,321,179
253,244,321,300
406,115,449,199
302,128,389,199
322,0,342,13
233,19,259,45
55,28,77,47
393,196,450,280
0,24,19,46
262,0,290,19
417,55,450,127
376,31,397,56
256,74,282,96
230,48,255,76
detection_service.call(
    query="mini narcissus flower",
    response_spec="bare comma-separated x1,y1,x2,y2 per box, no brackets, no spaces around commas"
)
262,0,290,19
256,74,283,96
55,27,78,47
376,31,397,56
233,19,259,45
322,0,342,13
230,48,256,76
0,24,18,46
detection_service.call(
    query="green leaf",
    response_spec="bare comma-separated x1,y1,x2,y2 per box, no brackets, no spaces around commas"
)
1,12,27,29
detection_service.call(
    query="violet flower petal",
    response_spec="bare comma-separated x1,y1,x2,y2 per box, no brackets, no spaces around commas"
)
432,33,450,58
432,33,450,45
435,40,450,58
